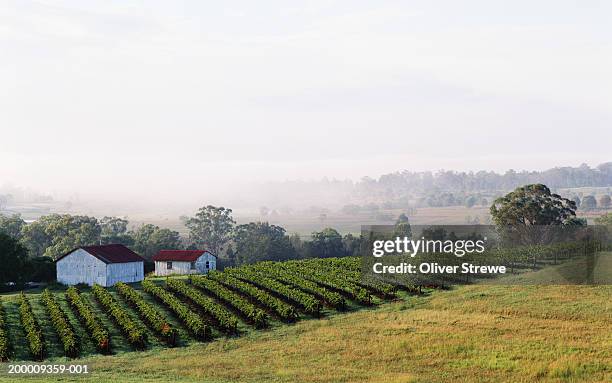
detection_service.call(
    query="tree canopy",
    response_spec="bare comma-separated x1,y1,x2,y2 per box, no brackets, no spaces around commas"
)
490,184,582,227
100,216,133,245
185,205,235,255
0,213,25,239
233,222,296,265
0,232,29,287
130,224,181,259
393,213,412,239
20,214,101,259
307,228,344,258
595,212,612,228
581,195,597,210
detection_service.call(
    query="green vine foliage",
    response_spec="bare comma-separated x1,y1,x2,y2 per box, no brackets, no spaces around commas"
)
116,282,177,346
65,287,110,353
19,293,45,361
92,285,147,350
41,289,79,357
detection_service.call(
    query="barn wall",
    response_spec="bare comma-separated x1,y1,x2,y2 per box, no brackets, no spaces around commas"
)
56,249,107,287
195,252,216,273
154,261,193,276
154,252,216,276
106,262,144,286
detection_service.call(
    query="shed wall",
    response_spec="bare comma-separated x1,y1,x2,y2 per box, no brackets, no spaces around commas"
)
154,252,216,276
106,262,144,286
56,249,107,286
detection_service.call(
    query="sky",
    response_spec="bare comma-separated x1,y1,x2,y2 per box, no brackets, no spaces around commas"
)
1,0,611,204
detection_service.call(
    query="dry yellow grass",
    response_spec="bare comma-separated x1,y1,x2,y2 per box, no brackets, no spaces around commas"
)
1,282,609,383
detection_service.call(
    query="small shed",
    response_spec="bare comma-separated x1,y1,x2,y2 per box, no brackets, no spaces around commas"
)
152,250,216,276
56,244,145,287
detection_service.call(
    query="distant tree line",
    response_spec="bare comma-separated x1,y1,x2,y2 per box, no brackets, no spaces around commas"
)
572,194,612,210
339,190,611,212
0,214,184,289
182,206,369,268
0,205,380,287
216,163,612,212
356,163,612,196
349,164,611,210
2,181,609,289
0,214,182,260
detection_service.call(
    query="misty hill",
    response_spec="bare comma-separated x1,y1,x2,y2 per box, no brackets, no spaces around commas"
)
248,162,612,209
1,163,610,218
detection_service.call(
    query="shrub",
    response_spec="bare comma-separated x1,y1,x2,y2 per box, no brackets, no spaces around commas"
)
116,282,177,346
65,287,110,353
227,268,322,315
208,271,298,321
251,263,346,308
282,262,371,305
41,289,78,357
142,279,211,340
19,293,45,361
0,298,9,361
26,257,56,283
191,276,268,328
166,278,238,333
91,285,147,350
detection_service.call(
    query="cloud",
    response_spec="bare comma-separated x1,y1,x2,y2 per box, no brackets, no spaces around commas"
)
0,0,610,201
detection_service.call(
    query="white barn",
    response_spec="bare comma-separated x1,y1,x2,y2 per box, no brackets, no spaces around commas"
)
153,250,216,276
56,244,145,287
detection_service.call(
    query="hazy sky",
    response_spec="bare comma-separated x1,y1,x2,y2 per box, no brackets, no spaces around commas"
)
1,0,611,202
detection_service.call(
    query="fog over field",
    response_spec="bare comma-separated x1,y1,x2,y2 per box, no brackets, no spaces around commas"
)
1,0,611,215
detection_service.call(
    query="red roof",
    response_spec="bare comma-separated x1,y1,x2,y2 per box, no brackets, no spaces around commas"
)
56,244,145,264
152,250,215,262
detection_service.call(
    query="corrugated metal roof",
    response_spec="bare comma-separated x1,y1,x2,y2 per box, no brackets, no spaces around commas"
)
152,250,215,262
56,244,145,264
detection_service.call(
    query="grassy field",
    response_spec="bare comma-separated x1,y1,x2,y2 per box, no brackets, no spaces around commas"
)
0,257,610,383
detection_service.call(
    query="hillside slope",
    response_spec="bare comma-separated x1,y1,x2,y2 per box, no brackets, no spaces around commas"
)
1,282,609,383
